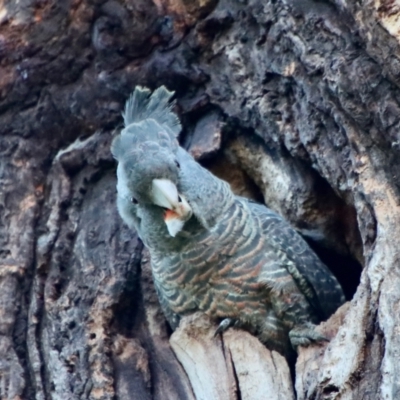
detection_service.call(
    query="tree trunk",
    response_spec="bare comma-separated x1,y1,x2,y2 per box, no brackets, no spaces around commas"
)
1,0,399,398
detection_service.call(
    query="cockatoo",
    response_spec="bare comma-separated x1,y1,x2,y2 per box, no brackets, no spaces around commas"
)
111,86,345,356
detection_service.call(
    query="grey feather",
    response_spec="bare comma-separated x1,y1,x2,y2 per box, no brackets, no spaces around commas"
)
111,120,172,161
123,86,181,138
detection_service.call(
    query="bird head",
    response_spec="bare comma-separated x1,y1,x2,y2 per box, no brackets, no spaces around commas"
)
114,137,192,237
111,84,193,238
112,85,232,240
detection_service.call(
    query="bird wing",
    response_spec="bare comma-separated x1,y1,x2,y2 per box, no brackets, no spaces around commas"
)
245,198,345,320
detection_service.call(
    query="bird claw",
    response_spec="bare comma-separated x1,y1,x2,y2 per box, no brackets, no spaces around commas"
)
214,318,235,337
289,324,329,350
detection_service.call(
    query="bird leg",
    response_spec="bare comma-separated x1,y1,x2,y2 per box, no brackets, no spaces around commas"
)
288,323,329,350
214,318,235,337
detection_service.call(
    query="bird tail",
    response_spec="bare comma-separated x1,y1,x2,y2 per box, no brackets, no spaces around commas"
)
122,86,181,138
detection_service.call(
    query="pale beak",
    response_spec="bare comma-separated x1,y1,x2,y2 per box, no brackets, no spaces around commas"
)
151,179,192,237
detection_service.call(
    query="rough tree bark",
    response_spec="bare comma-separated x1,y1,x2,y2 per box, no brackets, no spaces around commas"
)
1,0,399,399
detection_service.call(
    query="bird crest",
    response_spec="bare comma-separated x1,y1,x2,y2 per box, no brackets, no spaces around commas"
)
123,86,181,138
111,86,181,161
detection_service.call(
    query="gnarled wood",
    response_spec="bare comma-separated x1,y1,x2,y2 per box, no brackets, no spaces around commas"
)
1,0,399,398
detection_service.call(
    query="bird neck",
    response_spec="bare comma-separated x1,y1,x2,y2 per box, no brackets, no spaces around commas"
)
176,148,236,231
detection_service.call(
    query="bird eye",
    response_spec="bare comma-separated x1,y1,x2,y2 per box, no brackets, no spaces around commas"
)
178,195,182,203
175,160,180,168
130,197,138,205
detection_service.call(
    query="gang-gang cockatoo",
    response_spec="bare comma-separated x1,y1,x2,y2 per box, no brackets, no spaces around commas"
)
111,86,345,357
